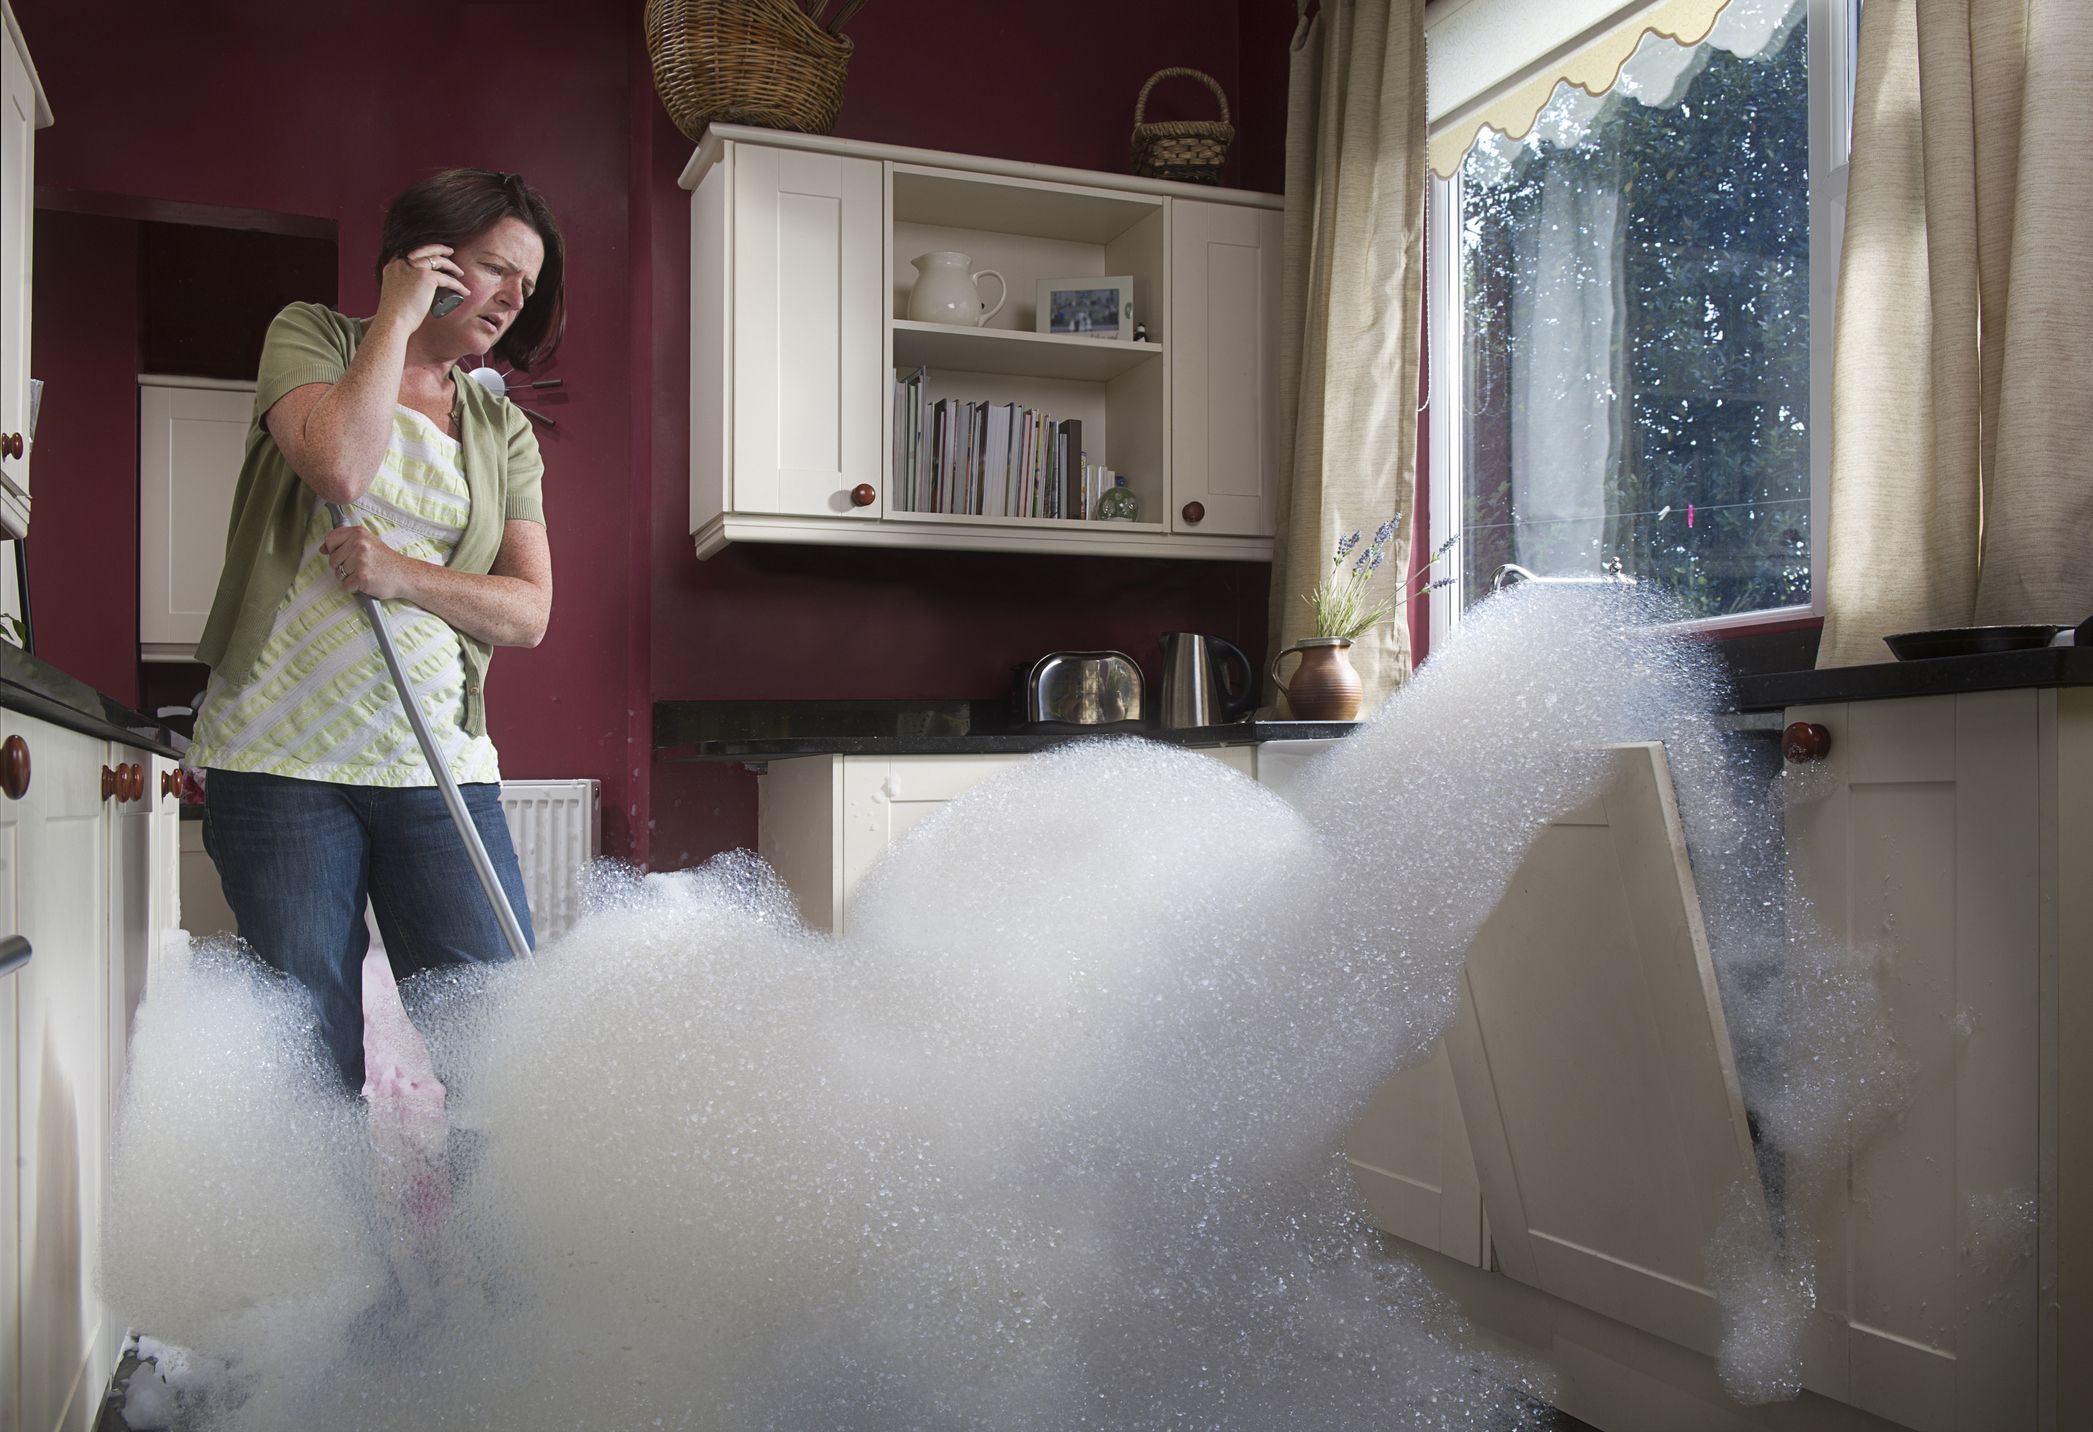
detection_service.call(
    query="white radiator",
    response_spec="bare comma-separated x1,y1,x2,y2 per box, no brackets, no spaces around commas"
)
498,779,601,945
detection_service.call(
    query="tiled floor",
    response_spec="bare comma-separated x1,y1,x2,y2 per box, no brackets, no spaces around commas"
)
93,1350,143,1431
96,1345,1606,1430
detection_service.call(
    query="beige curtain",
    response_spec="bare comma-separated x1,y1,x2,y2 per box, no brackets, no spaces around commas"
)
1266,0,1428,711
1818,0,2093,667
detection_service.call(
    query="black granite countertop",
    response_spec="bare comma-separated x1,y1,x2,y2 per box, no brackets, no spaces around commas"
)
1732,644,2093,711
1,644,182,758
659,640,2093,760
655,699,1357,761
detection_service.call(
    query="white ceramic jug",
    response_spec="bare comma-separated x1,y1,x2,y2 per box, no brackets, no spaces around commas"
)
907,251,1007,328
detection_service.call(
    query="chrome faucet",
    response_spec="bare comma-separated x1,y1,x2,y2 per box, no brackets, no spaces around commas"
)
1493,558,1635,590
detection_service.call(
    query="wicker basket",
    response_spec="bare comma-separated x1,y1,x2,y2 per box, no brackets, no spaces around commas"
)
1129,67,1235,184
644,0,867,143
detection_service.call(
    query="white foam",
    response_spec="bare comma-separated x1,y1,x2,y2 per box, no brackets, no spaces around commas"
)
101,585,1903,1427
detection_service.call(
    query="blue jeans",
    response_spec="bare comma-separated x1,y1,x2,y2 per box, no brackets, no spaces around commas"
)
202,769,535,1090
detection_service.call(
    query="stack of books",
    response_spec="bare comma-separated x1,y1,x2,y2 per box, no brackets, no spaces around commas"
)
892,367,1124,520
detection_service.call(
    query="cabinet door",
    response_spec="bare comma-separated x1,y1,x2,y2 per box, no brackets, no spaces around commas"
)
838,755,1020,935
760,749,1268,937
108,751,177,1110
5,716,116,1432
1442,743,1770,1358
1347,1044,1486,1266
1254,737,1487,1266
731,146,884,518
138,381,253,658
1,716,21,1432
1785,694,2041,1432
0,13,46,541
757,755,845,935
1169,199,1280,538
177,815,237,941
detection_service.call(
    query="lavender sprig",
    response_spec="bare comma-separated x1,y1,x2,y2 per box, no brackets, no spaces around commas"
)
1308,513,1405,640
1401,533,1463,602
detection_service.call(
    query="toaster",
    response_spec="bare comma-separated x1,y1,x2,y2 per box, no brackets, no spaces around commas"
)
1016,651,1144,725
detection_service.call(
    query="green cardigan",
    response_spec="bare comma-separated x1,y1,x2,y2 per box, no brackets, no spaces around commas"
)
195,303,545,739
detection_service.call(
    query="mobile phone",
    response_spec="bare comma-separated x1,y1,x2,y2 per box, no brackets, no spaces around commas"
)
431,290,465,320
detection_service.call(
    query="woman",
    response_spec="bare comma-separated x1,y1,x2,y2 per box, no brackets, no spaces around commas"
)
188,169,566,1090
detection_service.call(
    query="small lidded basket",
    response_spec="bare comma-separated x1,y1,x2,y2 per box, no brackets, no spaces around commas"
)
1129,67,1235,184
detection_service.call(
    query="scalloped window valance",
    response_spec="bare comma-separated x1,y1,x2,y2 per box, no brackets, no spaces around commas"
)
1425,0,1787,178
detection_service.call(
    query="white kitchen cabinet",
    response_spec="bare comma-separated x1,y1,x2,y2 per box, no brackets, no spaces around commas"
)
1254,736,1490,1269
0,0,53,541
1345,1040,1486,1267
137,377,254,662
726,145,885,521
1169,199,1281,539
1337,697,2090,1432
176,818,236,941
1346,745,1769,1320
5,717,109,1432
108,752,179,1097
758,745,1259,936
0,708,177,1432
1778,690,2084,1432
682,126,1281,563
0,739,16,1432
1446,743,1769,1360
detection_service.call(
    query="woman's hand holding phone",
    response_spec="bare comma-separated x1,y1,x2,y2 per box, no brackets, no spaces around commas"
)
377,244,468,333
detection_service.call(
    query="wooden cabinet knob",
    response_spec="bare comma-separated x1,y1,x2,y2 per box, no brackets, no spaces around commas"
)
0,433,21,460
1182,501,1205,525
849,483,877,508
1782,721,1831,763
161,768,184,800
101,763,146,803
0,735,28,800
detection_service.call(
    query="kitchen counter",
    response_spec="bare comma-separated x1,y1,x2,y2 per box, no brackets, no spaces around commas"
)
657,641,2093,761
654,699,1356,762
1,644,181,758
1732,643,2093,711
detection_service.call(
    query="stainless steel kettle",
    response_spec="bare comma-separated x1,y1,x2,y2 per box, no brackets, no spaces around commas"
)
1157,633,1257,728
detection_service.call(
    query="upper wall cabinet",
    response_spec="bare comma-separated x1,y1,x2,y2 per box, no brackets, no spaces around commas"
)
0,1,53,541
137,377,255,662
717,145,885,523
1170,199,1280,539
681,126,1283,563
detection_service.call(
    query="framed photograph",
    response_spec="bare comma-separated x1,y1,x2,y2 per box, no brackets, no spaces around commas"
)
1035,276,1134,341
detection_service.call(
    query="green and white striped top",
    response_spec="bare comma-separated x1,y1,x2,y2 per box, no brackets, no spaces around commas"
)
189,406,501,787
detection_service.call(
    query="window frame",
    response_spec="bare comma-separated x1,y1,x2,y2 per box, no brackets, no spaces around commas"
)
1426,0,1859,644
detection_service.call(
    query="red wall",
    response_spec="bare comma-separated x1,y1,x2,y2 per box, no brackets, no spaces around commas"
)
23,211,140,705
29,210,336,722
638,2,1295,868
15,0,644,847
14,0,1293,868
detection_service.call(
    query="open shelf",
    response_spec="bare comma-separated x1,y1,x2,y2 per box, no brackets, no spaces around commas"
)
684,128,1280,563
892,321,1163,382
891,165,1162,244
697,509,1271,562
883,508,1164,534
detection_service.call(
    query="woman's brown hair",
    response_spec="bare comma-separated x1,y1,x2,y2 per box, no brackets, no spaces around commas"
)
376,168,566,371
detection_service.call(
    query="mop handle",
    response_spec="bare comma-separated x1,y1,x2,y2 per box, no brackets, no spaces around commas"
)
328,504,532,961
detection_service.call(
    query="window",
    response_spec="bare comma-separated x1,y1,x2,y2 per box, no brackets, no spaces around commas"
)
1427,0,1857,634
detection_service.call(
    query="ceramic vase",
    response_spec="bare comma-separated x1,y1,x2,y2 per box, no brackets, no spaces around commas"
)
906,251,1007,327
1269,636,1363,721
